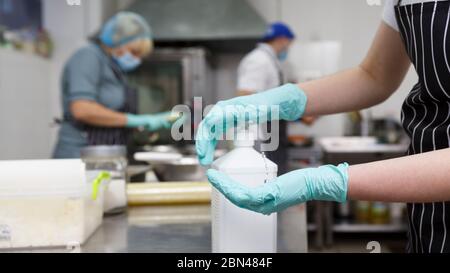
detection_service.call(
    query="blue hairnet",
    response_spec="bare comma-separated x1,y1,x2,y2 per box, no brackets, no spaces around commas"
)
262,22,295,42
100,12,152,48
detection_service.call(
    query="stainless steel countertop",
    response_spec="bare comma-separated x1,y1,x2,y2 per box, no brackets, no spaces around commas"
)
2,204,307,253
81,204,308,253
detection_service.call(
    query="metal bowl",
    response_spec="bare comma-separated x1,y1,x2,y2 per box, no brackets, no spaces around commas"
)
151,156,208,182
142,145,180,154
136,144,226,182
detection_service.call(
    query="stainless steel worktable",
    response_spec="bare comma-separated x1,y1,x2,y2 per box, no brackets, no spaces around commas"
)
81,204,308,253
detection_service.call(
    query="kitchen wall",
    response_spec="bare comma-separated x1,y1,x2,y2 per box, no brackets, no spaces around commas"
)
0,49,52,160
42,0,113,151
0,0,98,159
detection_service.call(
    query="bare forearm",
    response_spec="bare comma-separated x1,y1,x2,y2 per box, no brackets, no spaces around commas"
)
348,148,450,203
237,90,254,97
70,100,127,127
299,66,384,116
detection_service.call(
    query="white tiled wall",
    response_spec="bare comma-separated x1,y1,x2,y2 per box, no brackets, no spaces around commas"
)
0,49,51,159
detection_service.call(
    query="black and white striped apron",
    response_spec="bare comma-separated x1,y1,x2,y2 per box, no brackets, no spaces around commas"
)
395,0,450,253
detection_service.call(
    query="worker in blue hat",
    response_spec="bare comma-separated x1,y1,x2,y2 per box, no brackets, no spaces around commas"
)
237,22,295,98
53,12,178,159
236,22,304,175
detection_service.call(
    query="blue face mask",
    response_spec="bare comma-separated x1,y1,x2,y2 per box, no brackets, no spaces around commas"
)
113,52,142,72
278,51,288,62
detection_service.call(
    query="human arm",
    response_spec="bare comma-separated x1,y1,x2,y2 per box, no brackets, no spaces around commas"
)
301,21,410,116
66,47,174,131
207,148,450,215
196,22,410,165
348,148,450,203
238,22,411,117
236,90,255,97
70,100,127,127
71,101,173,131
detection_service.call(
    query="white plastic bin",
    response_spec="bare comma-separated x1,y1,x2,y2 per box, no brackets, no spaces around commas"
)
0,159,105,249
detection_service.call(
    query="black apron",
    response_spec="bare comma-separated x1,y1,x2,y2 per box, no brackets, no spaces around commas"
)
75,45,137,146
260,45,289,175
395,0,450,253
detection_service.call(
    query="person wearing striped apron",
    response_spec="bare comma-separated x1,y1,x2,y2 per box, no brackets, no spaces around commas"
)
390,0,450,253
53,12,174,159
196,0,450,253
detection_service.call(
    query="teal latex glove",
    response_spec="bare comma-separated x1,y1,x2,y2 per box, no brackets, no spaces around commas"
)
207,163,349,215
196,84,307,165
126,112,173,131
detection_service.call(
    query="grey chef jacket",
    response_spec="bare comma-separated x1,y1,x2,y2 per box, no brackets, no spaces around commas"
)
53,43,126,158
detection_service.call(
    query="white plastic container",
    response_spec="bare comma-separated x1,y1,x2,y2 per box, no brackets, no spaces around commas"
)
0,160,104,249
211,128,278,253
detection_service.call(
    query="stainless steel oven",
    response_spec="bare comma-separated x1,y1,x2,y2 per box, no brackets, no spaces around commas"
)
127,47,213,147
129,47,213,112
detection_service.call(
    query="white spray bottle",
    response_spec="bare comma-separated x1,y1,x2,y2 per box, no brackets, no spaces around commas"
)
211,125,278,253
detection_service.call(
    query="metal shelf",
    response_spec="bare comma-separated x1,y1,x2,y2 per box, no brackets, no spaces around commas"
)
332,222,407,233
308,221,407,234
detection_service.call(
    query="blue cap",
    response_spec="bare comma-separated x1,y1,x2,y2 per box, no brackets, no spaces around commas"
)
262,22,295,42
100,12,152,48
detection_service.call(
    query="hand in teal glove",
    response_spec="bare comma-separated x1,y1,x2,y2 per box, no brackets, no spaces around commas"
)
196,84,307,165
207,163,349,215
126,112,174,131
